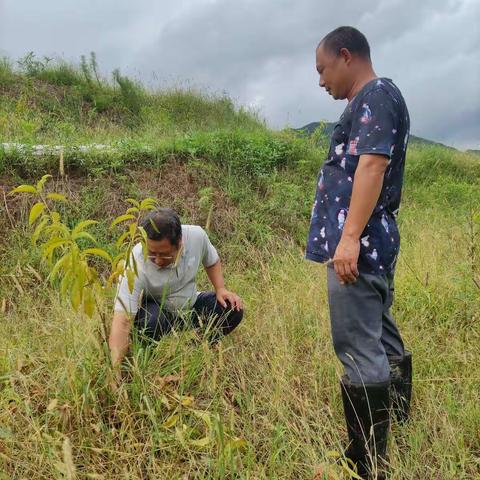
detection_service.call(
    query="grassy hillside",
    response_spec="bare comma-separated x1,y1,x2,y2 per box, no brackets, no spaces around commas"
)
0,57,479,479
296,122,460,151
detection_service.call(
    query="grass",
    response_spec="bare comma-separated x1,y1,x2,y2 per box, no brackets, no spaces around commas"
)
0,53,262,145
0,57,479,479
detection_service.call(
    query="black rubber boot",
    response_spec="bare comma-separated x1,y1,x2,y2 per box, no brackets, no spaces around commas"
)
388,351,412,424
340,376,390,479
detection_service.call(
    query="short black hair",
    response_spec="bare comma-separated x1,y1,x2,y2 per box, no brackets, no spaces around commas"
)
319,26,371,60
141,208,182,245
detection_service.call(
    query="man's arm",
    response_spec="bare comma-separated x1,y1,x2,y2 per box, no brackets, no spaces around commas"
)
108,255,142,376
205,259,243,311
333,153,388,284
109,311,132,370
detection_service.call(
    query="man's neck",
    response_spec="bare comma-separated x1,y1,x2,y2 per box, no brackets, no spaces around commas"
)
346,68,377,101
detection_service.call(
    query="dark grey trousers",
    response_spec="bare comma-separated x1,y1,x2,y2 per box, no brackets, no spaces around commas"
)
327,265,405,384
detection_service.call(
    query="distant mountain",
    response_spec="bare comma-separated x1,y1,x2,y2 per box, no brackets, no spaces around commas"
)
296,121,457,151
466,149,480,157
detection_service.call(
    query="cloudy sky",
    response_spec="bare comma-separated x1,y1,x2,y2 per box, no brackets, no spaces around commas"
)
1,0,479,149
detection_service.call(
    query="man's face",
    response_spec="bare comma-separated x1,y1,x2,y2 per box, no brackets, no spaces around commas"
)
316,44,350,100
146,238,181,269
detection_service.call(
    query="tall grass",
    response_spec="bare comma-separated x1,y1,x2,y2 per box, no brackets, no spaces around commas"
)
0,59,479,479
0,228,478,478
0,54,264,147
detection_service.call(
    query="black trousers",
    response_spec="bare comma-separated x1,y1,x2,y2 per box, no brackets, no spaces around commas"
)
133,291,243,343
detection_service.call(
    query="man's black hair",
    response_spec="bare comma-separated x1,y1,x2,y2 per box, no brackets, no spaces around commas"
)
319,26,371,60
141,208,182,245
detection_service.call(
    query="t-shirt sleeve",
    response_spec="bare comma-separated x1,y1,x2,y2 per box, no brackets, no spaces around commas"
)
348,89,398,158
113,253,143,315
201,229,220,267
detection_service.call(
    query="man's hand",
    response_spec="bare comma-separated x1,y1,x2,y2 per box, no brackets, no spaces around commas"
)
205,259,243,311
216,287,243,311
332,234,360,284
108,366,123,393
107,365,128,403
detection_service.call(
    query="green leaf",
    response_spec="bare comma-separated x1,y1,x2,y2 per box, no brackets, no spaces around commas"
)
139,227,148,260
192,410,212,427
226,438,247,451
48,254,70,282
32,216,49,245
340,460,363,480
46,193,67,202
73,231,97,244
112,254,126,270
71,285,82,310
124,246,132,265
45,222,70,237
326,450,341,458
126,268,135,293
181,396,194,407
162,414,179,429
126,207,139,215
83,248,112,263
29,202,46,225
109,258,126,288
191,409,213,445
36,174,52,193
86,266,99,284
70,271,85,310
146,217,159,234
9,184,38,195
139,226,148,244
189,436,211,448
60,271,72,299
140,198,157,210
72,220,98,236
115,231,131,249
110,214,136,228
83,288,96,318
42,239,70,260
126,198,140,208
131,255,139,276
128,221,137,239
107,270,120,289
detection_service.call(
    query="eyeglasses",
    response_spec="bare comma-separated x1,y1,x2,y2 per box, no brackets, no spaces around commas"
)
147,244,184,266
147,253,176,261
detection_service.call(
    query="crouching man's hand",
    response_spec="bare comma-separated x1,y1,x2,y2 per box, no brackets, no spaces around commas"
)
205,259,243,311
107,311,131,397
216,287,243,311
107,366,123,393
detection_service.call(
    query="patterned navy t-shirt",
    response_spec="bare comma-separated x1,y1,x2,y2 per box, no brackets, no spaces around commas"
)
306,77,410,275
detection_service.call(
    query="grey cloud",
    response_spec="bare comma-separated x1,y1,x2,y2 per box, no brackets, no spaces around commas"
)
0,0,478,149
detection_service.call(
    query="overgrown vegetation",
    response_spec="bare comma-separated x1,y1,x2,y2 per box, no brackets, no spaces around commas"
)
0,56,479,479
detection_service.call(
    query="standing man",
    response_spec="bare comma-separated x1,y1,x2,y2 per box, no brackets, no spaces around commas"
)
306,27,412,479
109,208,244,372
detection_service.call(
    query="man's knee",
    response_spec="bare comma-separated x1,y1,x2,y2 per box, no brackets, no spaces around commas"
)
222,306,244,335
331,326,390,383
208,302,244,338
134,300,173,340
343,354,390,384
327,269,390,383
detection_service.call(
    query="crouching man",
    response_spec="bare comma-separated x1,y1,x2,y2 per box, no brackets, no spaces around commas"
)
109,208,244,370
